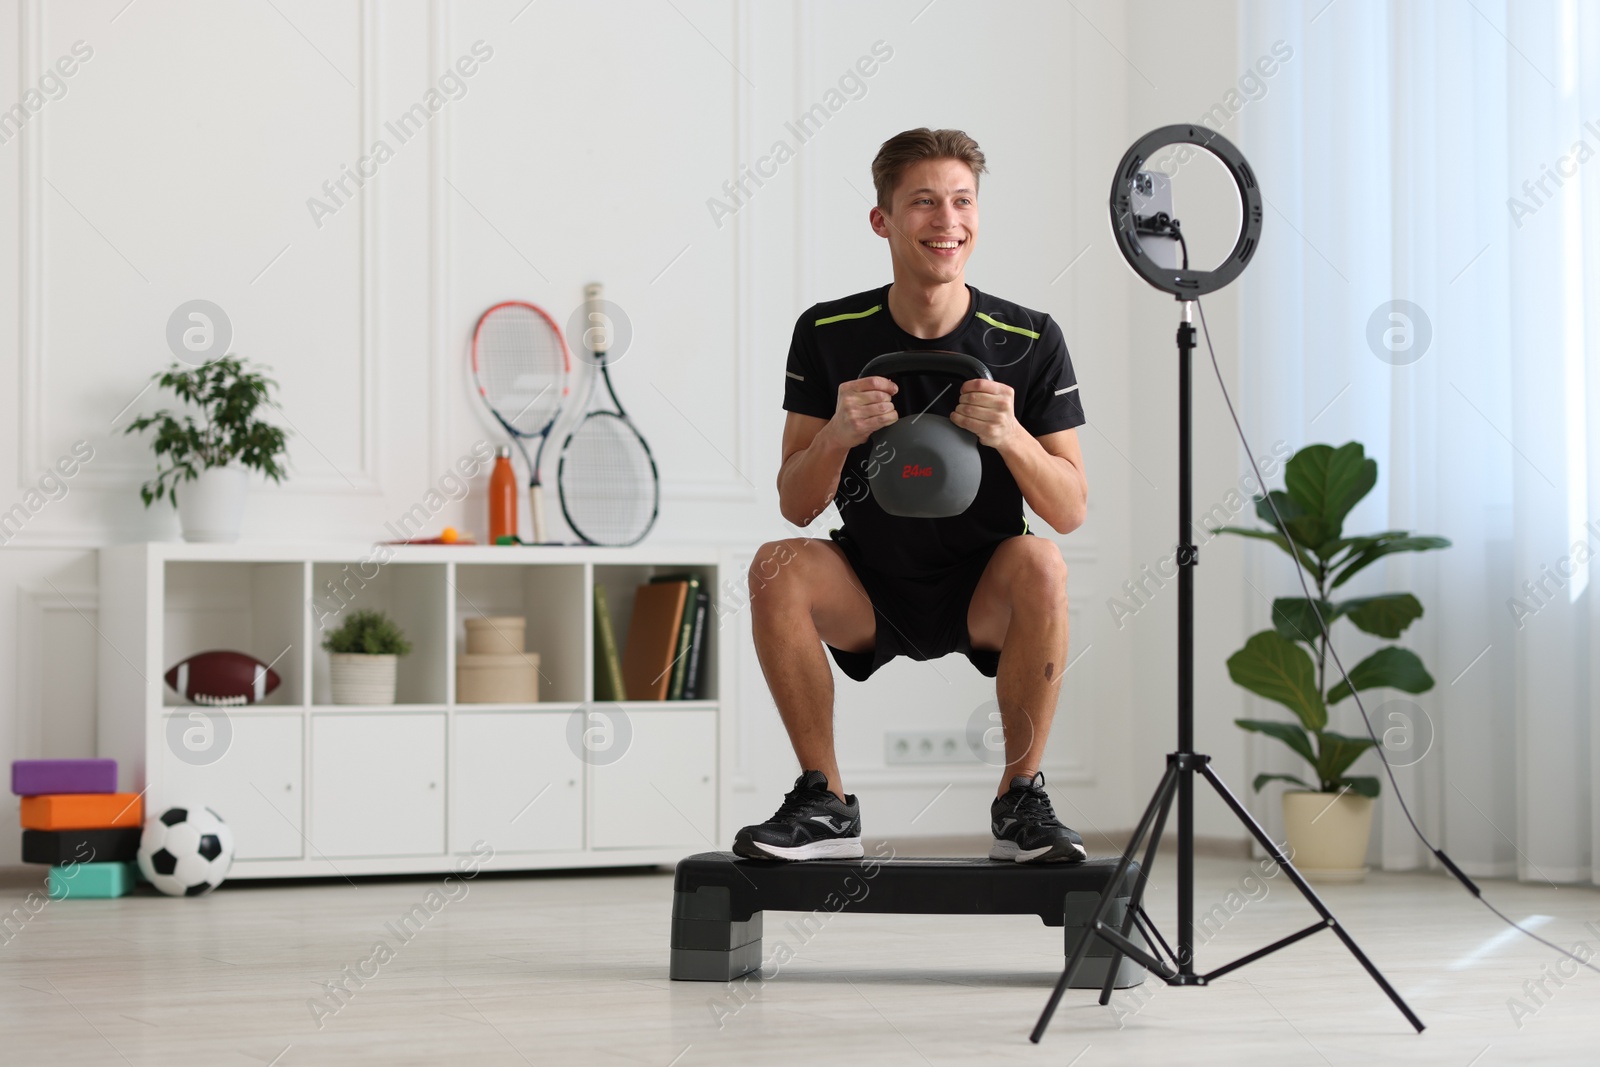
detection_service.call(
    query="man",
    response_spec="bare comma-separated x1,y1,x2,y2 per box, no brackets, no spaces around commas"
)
734,128,1089,864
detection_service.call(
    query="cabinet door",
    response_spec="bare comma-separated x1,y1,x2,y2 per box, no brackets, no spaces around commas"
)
311,714,445,857
158,712,303,861
451,713,583,853
590,710,716,850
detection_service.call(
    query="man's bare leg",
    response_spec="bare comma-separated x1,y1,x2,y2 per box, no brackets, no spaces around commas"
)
967,536,1071,795
747,537,877,802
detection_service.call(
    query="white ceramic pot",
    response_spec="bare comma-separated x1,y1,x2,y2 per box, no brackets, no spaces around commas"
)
329,653,399,705
176,466,250,543
1282,790,1375,883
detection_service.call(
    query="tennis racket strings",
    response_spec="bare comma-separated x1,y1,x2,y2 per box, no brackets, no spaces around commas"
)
561,410,656,544
475,304,566,433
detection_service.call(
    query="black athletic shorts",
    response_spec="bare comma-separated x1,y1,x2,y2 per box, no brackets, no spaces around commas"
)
824,530,1005,682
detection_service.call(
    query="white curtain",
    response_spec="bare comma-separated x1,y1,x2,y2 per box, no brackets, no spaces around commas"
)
1237,0,1600,884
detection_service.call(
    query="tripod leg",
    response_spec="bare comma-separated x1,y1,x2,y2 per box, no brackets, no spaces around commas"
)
1198,763,1425,1033
1136,905,1178,967
1098,776,1177,1005
1031,761,1181,1043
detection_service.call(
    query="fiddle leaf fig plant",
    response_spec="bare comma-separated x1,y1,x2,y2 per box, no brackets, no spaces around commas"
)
1215,442,1450,798
123,356,290,506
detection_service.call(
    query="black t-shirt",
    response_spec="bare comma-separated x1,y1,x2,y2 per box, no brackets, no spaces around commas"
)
782,283,1085,579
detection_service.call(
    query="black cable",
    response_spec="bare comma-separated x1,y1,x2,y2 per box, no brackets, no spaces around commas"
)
1192,295,1600,977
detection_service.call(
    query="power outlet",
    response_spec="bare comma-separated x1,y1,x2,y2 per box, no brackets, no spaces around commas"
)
885,730,967,765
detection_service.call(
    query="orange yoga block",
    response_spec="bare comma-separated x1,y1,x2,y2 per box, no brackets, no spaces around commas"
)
20,793,142,830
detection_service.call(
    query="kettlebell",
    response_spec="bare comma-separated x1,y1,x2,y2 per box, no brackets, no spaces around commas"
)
858,350,994,518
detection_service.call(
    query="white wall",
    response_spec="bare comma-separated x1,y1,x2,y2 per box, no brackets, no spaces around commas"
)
0,0,1253,855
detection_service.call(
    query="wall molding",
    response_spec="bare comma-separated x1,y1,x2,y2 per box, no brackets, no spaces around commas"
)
18,0,382,495
651,0,757,506
427,0,449,482
723,0,756,505
352,0,380,494
17,0,41,494
428,4,756,508
13,585,98,762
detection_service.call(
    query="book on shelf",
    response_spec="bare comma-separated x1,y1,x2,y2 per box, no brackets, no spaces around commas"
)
648,574,702,700
593,584,627,701
622,579,689,701
681,588,710,700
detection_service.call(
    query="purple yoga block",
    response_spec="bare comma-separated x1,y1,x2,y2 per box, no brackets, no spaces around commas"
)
11,759,118,796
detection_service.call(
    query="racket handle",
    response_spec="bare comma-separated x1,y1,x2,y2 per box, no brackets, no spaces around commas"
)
530,483,547,545
585,283,608,356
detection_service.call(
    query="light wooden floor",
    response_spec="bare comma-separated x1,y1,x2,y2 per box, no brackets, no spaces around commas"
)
1,840,1597,1066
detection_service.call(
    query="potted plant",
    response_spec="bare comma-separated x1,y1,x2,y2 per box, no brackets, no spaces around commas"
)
1216,442,1449,882
323,610,413,705
124,356,290,542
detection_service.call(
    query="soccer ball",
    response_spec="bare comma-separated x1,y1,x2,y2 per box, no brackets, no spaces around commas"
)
137,803,235,896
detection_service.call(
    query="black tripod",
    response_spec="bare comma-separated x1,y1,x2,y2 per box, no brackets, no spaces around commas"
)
1030,305,1425,1042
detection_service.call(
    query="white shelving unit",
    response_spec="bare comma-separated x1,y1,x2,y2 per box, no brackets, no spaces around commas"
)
97,542,733,879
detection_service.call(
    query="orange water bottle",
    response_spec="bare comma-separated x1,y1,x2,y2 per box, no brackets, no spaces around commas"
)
489,446,518,544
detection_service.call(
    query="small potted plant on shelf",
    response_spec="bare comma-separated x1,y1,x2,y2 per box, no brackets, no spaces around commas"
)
124,355,290,542
1215,442,1449,883
323,610,413,705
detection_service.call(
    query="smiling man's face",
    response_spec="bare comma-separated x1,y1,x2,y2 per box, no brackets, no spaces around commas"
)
871,157,979,289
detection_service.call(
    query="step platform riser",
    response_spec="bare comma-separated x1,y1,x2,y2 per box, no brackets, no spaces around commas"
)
668,852,1147,989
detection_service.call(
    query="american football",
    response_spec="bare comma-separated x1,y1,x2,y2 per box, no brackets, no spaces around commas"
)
164,650,282,706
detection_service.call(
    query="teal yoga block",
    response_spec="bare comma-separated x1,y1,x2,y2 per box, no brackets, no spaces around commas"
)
48,861,138,899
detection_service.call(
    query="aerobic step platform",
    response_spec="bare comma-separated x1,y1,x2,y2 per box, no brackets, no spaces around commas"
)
671,852,1147,989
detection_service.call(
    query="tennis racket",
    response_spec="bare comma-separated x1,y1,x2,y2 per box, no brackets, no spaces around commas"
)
557,283,659,546
470,301,572,544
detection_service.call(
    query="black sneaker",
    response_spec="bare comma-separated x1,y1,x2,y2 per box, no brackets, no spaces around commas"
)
989,772,1087,863
732,770,863,861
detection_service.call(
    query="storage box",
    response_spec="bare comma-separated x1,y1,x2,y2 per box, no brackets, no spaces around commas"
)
457,651,540,703
464,616,526,656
